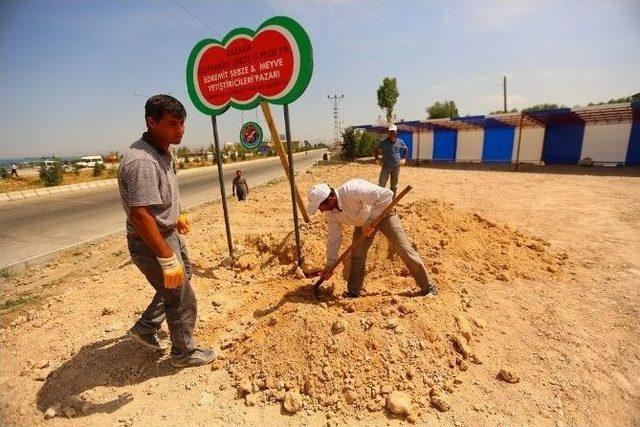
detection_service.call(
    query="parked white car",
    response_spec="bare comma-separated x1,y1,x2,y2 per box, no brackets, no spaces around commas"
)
76,156,104,168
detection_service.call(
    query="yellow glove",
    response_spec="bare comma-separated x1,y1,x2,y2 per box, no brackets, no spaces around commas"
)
157,254,184,288
176,213,190,235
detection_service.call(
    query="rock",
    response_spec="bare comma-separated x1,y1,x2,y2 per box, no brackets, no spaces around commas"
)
211,298,223,307
472,317,487,329
36,360,50,369
385,318,400,329
104,322,122,333
101,307,115,316
331,320,347,335
547,265,557,273
267,317,277,326
386,391,412,415
455,315,472,342
238,379,253,395
44,404,60,419
245,393,260,407
319,302,328,309
283,391,303,414
496,272,510,282
430,393,450,412
499,368,521,383
452,335,470,358
198,391,214,406
459,360,469,372
406,412,418,424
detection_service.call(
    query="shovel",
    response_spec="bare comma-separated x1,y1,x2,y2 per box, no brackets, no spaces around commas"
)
312,185,412,298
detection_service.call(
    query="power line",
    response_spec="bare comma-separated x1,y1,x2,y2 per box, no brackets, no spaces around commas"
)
328,94,344,148
169,0,216,33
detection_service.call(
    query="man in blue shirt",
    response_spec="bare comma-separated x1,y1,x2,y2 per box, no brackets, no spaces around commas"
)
374,124,407,196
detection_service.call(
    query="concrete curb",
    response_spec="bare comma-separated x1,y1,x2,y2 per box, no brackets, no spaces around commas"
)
1,179,119,203
0,150,325,203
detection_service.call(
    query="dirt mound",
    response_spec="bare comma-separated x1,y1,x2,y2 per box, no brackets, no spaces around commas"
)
213,199,568,419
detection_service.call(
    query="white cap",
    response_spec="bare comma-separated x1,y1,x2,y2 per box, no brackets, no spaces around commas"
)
307,183,331,215
388,124,397,132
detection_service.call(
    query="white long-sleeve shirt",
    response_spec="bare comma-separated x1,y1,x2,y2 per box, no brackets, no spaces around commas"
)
323,179,393,267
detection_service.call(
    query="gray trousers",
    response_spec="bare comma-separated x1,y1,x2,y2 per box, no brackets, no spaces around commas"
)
347,213,432,295
378,166,400,196
127,231,198,357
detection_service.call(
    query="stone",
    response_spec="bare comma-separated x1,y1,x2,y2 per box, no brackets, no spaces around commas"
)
283,391,303,414
211,299,223,307
430,393,450,412
101,307,115,316
104,322,122,333
386,391,412,415
238,379,253,395
452,335,470,358
198,391,214,406
331,320,347,335
44,404,60,419
245,393,260,407
499,368,521,384
385,318,400,329
472,317,487,329
455,315,472,342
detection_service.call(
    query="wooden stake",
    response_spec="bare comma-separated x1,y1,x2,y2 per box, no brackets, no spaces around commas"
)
260,101,310,223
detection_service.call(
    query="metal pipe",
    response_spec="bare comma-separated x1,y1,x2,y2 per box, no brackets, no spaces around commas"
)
283,104,303,266
210,115,234,259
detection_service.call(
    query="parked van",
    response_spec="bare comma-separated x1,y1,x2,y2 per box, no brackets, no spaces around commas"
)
76,155,104,168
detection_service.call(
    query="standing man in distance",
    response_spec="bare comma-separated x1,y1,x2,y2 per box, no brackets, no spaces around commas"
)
118,94,215,368
374,124,408,197
232,169,249,201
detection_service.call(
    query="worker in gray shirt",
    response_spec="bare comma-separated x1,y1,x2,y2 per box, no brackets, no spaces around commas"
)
374,124,407,196
118,94,215,368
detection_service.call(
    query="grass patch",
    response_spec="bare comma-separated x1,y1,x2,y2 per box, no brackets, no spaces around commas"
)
1,293,41,310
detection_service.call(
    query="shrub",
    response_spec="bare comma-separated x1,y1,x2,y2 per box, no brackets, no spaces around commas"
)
39,163,64,186
93,163,106,177
0,165,8,179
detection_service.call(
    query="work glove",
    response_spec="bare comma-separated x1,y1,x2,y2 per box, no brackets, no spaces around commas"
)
157,254,184,289
400,159,406,165
176,213,190,235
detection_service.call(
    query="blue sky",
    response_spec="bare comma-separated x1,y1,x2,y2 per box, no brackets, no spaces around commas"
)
1,0,639,158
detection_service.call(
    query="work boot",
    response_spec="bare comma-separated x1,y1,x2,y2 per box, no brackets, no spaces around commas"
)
127,328,165,351
171,348,216,368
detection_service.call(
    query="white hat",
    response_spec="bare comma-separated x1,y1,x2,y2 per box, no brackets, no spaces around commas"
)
308,183,331,215
388,124,398,132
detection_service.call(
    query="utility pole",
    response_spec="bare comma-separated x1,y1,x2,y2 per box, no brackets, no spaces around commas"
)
503,75,507,113
328,94,344,148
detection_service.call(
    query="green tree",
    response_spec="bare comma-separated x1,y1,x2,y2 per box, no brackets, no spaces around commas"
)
490,108,519,114
341,127,357,160
587,96,633,106
176,146,189,159
522,103,565,112
355,132,379,158
377,77,399,123
0,165,8,179
39,163,64,186
426,100,459,119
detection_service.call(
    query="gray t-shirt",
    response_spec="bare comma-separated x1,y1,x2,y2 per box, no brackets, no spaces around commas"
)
118,134,180,235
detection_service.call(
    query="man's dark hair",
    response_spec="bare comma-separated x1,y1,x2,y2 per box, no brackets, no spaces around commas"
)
145,94,186,125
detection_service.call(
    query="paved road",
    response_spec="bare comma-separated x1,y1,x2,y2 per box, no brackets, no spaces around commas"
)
1,150,325,267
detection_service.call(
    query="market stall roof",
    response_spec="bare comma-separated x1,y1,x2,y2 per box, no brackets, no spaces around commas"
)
353,102,639,133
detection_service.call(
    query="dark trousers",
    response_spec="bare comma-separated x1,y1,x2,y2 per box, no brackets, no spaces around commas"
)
127,231,198,357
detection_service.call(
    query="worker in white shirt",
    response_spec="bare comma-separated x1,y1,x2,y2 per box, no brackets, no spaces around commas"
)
307,178,438,298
